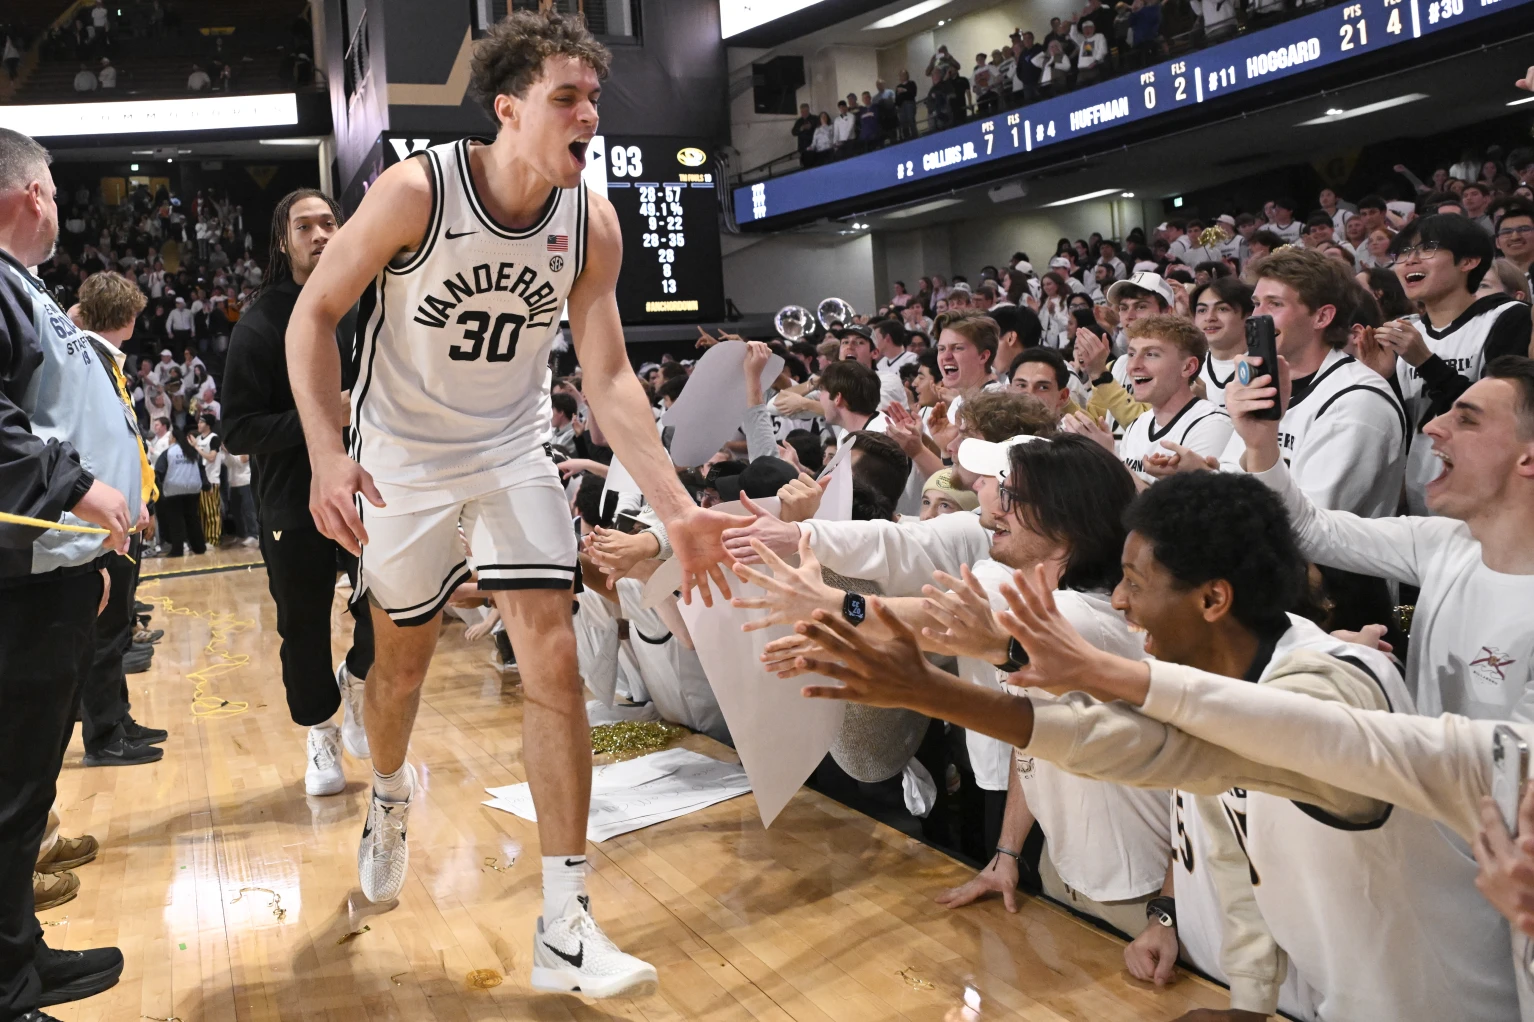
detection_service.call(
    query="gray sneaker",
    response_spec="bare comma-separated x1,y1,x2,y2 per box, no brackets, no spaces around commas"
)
358,764,414,902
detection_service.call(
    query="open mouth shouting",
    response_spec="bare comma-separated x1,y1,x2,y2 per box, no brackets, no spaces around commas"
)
1402,269,1428,291
939,357,961,384
1426,445,1453,491
1129,372,1154,396
568,138,590,169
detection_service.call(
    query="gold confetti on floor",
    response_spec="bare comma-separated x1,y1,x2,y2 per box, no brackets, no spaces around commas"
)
466,968,503,989
337,924,371,944
898,967,936,991
590,720,689,756
483,856,511,872
231,887,286,920
390,971,409,986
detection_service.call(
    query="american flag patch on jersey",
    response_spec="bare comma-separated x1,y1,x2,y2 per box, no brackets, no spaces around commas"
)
547,234,569,252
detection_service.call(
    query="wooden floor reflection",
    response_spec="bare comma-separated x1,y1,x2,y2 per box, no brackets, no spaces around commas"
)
48,566,1226,1021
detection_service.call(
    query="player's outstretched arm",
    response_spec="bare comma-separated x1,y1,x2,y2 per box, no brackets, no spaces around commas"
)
286,157,430,555
568,194,737,605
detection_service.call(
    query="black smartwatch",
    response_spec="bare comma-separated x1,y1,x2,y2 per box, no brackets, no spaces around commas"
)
1093,369,1115,387
1146,895,1177,929
841,591,867,627
994,636,1031,673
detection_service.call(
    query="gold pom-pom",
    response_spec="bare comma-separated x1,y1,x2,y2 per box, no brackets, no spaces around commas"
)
590,721,690,756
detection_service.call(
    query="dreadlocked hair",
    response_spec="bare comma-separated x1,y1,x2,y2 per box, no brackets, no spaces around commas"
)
255,187,343,305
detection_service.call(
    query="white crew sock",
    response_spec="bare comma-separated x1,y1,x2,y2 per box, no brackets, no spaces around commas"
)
543,855,589,921
373,762,412,802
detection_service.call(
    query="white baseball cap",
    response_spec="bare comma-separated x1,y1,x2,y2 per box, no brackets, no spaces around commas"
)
956,434,1049,484
1107,271,1174,308
1215,213,1236,227
1048,256,1072,270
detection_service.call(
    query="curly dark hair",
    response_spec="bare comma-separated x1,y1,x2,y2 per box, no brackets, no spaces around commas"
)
470,10,612,122
1123,472,1304,635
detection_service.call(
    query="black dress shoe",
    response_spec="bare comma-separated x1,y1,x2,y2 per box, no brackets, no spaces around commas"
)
36,942,123,1006
82,737,164,767
121,716,168,745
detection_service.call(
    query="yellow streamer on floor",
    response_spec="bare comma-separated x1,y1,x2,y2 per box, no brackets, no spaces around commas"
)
144,593,253,718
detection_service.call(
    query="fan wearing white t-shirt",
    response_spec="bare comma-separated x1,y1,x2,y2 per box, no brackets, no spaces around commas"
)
1113,315,1232,485
1190,276,1253,410
935,311,1003,424
836,324,908,411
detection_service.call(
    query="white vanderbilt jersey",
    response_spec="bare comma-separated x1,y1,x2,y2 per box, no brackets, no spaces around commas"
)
351,137,588,516
1117,398,1231,484
1218,349,1406,517
1394,298,1528,515
1198,352,1240,409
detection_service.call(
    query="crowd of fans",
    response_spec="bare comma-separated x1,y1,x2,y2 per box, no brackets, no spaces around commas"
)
790,0,1328,167
531,128,1534,1019
39,175,269,558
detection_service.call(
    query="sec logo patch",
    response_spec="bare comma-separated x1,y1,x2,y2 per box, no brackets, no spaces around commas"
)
549,255,565,272
676,147,706,167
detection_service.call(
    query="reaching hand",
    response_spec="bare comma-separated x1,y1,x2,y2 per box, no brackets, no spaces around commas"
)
587,526,662,586
558,458,608,481
464,612,500,642
1059,409,1117,453
1093,303,1119,332
1331,623,1393,653
1520,66,1534,91
920,566,1009,662
935,852,1020,912
72,478,132,555
1474,783,1534,939
1374,318,1432,369
787,598,946,708
695,325,720,349
1142,440,1217,479
721,491,802,565
1167,279,1191,319
309,452,385,556
776,440,804,474
1124,918,1180,986
1350,324,1398,380
728,533,840,634
926,399,959,454
883,402,929,459
744,340,772,406
777,472,827,523
1074,326,1110,377
666,504,737,607
1224,354,1290,474
995,564,1144,699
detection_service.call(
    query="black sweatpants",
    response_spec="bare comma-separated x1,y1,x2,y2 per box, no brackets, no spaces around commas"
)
258,524,374,726
157,492,205,555
0,569,103,1019
80,541,141,752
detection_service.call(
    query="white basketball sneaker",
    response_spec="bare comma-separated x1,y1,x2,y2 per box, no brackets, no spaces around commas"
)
532,900,658,998
358,764,415,902
303,725,345,796
336,662,370,759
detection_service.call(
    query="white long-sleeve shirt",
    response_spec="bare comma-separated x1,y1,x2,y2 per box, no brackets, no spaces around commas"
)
1068,26,1110,68
801,509,989,597
1256,455,1534,722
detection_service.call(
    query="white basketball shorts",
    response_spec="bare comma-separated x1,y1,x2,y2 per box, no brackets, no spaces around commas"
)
356,456,578,627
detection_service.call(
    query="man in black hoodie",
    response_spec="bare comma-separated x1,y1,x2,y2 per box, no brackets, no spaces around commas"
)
222,189,373,798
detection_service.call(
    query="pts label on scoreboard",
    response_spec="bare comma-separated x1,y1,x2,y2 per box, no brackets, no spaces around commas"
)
600,137,726,324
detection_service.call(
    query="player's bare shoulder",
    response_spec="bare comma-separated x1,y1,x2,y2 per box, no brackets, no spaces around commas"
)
351,154,436,262
574,190,622,287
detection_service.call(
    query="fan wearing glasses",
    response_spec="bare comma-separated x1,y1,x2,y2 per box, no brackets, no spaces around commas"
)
1376,214,1533,513
1494,201,1534,296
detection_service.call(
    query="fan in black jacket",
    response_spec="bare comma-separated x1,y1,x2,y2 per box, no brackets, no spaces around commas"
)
220,189,374,798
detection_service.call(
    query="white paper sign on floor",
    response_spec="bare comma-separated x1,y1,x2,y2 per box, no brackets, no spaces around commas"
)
678,587,845,829
483,746,750,843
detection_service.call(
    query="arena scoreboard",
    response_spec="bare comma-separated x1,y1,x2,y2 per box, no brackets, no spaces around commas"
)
379,133,725,324
734,0,1534,224
587,136,727,324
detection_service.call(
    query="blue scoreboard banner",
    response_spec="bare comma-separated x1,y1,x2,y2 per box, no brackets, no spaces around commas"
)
734,0,1533,224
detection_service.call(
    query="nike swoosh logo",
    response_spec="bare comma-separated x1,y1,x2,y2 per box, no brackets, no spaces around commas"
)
564,858,585,867
545,941,583,968
445,228,478,239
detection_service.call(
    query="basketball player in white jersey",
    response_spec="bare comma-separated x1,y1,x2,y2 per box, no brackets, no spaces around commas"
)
1110,315,1231,485
285,12,733,998
1190,277,1252,410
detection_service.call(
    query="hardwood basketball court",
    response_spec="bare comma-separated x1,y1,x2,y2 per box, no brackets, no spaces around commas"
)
45,556,1225,1021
